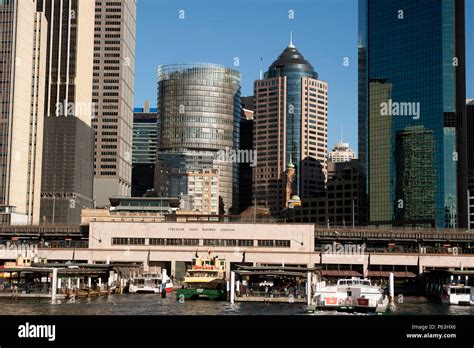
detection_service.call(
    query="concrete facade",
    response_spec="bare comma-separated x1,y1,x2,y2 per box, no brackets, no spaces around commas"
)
0,0,47,225
39,0,96,224
328,140,356,163
93,0,137,207
292,159,363,226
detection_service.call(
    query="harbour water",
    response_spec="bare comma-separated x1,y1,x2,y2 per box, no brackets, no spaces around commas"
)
1,294,473,316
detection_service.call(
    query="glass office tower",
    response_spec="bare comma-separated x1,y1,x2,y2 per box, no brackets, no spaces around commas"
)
359,0,467,228
132,103,158,197
264,43,322,197
253,42,328,213
156,63,241,214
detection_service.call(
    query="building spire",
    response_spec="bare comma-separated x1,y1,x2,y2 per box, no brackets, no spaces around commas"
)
340,124,343,143
287,152,295,168
289,30,295,48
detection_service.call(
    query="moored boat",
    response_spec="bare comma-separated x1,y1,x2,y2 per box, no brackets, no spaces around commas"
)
176,254,226,300
441,284,474,306
128,272,162,294
312,277,388,313
424,269,474,306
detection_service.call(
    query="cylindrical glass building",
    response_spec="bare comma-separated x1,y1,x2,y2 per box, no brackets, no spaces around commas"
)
156,63,241,214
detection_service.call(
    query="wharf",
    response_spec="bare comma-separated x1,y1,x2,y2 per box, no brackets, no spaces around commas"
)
230,265,320,304
0,263,141,300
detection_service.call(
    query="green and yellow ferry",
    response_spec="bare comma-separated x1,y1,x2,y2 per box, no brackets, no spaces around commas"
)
176,254,227,300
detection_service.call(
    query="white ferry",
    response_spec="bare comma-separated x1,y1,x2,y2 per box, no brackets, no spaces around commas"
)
424,269,474,306
312,277,388,313
441,284,474,306
129,272,173,294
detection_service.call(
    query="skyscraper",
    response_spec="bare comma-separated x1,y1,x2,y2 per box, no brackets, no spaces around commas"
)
0,0,47,225
359,0,467,228
92,0,136,207
155,63,241,214
467,99,474,180
253,38,328,213
132,101,158,197
328,132,357,163
467,100,474,229
38,0,96,224
239,96,254,213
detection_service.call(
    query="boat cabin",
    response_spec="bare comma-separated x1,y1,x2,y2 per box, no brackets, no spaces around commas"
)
337,278,371,287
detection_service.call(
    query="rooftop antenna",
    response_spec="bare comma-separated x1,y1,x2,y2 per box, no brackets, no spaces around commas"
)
259,57,263,80
289,30,295,48
340,124,343,143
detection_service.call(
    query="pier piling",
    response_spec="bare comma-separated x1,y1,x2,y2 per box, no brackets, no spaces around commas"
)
52,268,58,301
307,272,312,306
230,271,235,304
389,272,394,304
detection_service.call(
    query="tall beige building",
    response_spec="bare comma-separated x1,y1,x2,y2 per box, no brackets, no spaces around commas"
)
253,41,328,214
38,0,96,224
0,0,96,225
92,0,136,207
0,0,47,225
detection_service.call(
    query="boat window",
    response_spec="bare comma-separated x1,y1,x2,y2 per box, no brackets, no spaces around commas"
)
453,288,470,294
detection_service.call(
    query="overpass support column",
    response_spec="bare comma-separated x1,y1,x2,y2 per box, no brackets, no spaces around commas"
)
51,268,58,301
230,271,235,304
225,261,230,281
171,260,176,278
363,255,369,278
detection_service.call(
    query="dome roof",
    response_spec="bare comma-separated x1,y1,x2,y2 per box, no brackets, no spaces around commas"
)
266,44,317,78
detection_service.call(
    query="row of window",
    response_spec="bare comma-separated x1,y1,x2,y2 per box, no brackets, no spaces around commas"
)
111,238,291,248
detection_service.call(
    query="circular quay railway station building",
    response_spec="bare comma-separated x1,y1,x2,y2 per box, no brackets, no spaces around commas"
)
10,197,473,282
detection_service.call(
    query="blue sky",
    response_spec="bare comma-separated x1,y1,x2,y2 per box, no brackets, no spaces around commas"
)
134,0,474,152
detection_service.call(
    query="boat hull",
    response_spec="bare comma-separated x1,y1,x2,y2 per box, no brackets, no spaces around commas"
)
176,288,226,300
129,286,161,294
313,305,378,313
441,296,474,306
311,296,389,313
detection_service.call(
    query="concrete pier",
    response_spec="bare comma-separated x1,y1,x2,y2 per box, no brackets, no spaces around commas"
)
230,271,235,304
389,272,395,304
51,268,58,301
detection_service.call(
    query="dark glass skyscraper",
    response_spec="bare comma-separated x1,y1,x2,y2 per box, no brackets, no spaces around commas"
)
359,0,467,228
132,102,158,197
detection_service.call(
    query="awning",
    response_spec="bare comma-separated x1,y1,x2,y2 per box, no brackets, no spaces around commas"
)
320,270,362,277
234,271,311,277
368,271,417,278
